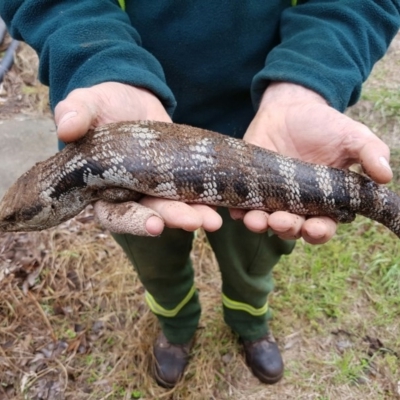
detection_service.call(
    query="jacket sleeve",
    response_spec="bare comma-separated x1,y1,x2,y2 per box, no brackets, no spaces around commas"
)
251,0,400,112
0,0,177,113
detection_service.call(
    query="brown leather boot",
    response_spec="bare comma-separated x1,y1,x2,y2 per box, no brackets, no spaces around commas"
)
242,332,284,384
152,332,193,388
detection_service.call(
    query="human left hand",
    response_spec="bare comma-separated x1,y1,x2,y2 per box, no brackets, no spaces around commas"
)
232,82,392,244
55,82,223,236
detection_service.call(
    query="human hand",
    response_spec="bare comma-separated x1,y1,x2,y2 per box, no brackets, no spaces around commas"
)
55,82,223,236
234,82,392,244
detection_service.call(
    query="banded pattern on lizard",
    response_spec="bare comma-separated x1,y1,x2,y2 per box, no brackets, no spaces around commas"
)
0,121,399,237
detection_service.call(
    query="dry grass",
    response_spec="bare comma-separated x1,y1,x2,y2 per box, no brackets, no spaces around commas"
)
0,34,400,400
0,37,50,117
1,213,399,400
0,212,257,400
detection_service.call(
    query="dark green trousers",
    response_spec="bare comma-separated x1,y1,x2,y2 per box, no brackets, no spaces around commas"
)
113,208,295,344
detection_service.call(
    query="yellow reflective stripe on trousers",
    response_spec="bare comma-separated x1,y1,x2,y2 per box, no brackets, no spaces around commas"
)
118,0,126,10
145,285,196,318
222,293,268,316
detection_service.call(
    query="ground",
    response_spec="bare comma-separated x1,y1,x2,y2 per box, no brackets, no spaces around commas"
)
0,33,399,400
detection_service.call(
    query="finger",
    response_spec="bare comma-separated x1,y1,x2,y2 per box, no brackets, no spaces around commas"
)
301,216,337,245
229,208,247,221
359,140,392,184
140,197,217,232
145,216,165,236
94,200,164,236
54,89,98,142
342,122,392,184
267,211,305,240
242,210,270,233
190,204,223,232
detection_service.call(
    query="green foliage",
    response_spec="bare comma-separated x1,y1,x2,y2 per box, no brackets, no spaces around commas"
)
362,86,400,118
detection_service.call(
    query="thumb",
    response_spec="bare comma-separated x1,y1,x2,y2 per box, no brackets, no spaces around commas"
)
242,109,279,152
360,141,393,184
344,122,393,184
54,89,98,142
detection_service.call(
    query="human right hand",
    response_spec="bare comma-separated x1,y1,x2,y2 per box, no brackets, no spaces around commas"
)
55,82,223,236
239,82,392,244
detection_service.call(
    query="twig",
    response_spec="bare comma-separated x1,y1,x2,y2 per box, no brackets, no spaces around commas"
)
27,291,57,342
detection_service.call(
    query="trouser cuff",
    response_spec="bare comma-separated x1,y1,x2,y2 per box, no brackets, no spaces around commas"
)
146,286,201,345
222,293,271,341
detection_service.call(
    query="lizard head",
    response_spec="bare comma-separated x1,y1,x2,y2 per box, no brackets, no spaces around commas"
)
0,162,89,232
0,166,58,232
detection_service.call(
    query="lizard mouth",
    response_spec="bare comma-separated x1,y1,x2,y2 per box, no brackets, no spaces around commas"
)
0,210,16,232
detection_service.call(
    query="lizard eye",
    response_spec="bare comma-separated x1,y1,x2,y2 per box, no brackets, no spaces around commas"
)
4,213,16,222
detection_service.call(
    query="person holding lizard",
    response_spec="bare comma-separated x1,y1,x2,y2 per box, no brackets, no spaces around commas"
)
1,0,399,388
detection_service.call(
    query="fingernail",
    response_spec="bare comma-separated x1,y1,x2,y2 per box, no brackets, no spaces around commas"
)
379,156,392,172
58,111,78,127
145,215,164,236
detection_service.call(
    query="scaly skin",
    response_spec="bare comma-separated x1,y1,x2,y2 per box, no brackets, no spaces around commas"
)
0,121,399,237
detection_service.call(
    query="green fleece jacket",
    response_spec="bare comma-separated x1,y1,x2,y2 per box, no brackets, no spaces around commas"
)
1,1,399,137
